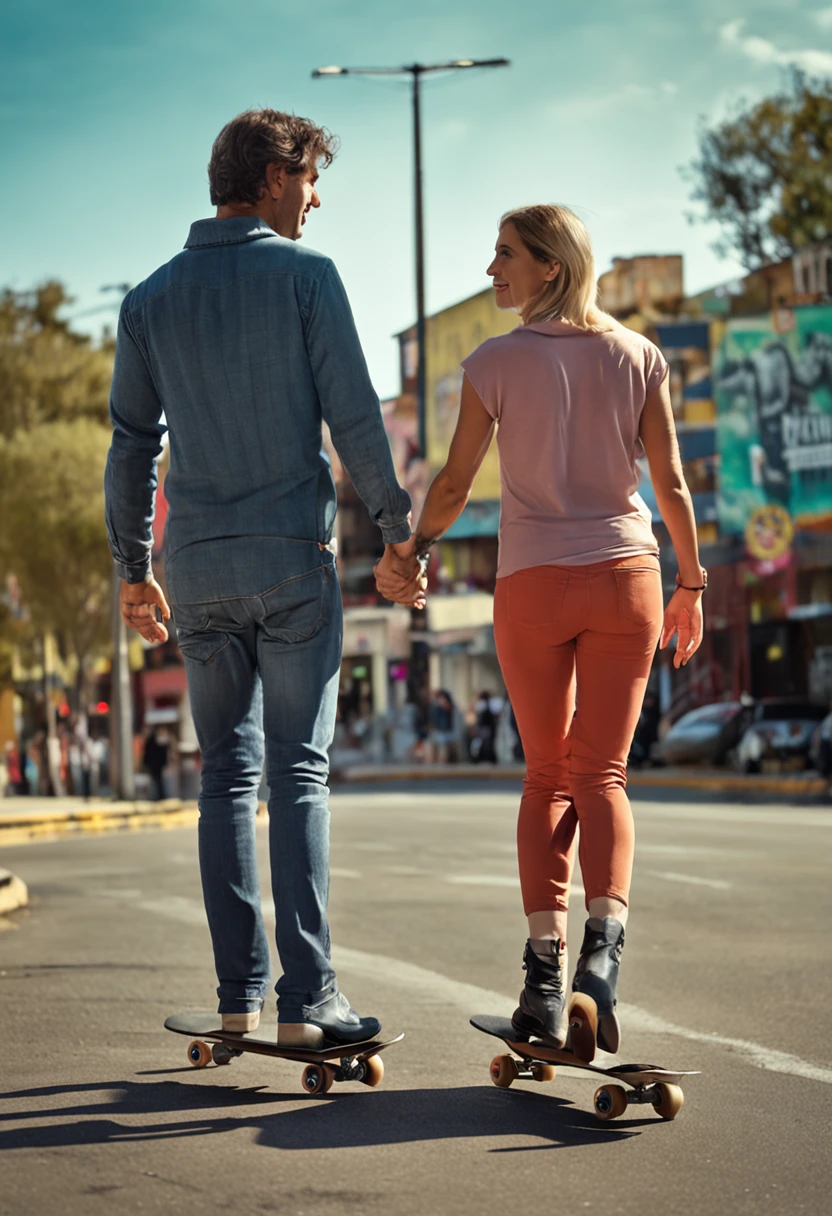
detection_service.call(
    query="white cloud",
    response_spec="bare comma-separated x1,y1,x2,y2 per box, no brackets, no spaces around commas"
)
814,8,832,31
546,81,677,122
719,18,832,75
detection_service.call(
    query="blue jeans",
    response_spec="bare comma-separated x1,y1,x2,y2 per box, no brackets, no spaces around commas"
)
171,544,342,1021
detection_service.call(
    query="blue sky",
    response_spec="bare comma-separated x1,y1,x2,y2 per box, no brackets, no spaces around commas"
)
2,0,831,397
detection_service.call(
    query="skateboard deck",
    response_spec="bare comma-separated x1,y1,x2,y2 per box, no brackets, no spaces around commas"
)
165,1012,403,1095
471,1014,698,1121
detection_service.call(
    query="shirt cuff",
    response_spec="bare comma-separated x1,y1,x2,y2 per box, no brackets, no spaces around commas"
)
113,556,152,584
379,520,413,545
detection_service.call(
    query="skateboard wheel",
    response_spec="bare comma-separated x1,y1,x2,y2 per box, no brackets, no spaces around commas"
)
211,1043,234,1066
359,1054,384,1087
187,1040,212,1069
490,1054,519,1089
530,1062,556,1084
653,1082,684,1120
593,1084,627,1120
302,1063,334,1095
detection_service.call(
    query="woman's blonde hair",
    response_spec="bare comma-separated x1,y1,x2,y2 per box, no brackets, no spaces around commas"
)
500,204,613,332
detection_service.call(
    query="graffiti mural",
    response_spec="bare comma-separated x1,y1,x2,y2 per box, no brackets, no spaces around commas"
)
714,307,832,532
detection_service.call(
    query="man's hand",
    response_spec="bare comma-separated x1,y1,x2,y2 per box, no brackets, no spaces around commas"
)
374,537,427,609
120,576,171,644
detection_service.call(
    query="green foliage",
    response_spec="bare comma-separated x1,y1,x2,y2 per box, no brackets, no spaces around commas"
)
0,282,114,440
0,419,113,671
0,283,116,692
685,72,832,270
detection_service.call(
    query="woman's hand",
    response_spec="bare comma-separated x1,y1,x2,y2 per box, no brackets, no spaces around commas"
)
374,538,427,609
660,588,704,669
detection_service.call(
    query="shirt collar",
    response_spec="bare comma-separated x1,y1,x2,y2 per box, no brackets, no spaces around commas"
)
523,320,598,337
184,216,280,249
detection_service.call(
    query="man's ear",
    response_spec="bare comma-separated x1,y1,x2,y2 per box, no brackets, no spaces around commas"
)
265,162,285,200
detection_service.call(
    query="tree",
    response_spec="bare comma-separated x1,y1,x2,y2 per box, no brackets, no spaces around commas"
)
0,419,114,706
684,72,832,271
0,282,114,440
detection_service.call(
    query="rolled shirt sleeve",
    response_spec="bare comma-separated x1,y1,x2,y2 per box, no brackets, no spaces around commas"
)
104,303,167,583
304,262,411,544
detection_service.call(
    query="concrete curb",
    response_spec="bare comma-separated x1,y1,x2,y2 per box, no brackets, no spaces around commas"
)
334,762,829,799
0,798,201,848
0,868,29,915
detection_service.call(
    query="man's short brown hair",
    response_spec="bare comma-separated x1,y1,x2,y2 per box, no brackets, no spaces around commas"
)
208,108,339,206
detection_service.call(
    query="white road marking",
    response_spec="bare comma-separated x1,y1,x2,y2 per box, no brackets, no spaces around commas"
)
332,945,832,1087
646,871,732,891
637,844,754,858
330,868,361,880
127,892,832,1087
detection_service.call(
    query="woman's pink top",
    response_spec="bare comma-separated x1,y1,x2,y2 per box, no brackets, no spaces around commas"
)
460,318,668,578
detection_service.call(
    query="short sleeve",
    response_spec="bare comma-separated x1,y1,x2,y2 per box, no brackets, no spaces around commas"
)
645,342,669,393
461,339,501,420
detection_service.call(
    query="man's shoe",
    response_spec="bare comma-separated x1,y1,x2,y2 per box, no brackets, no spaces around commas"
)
277,991,381,1049
221,1010,261,1033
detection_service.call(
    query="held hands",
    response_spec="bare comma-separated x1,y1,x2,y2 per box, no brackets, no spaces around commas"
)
660,588,704,669
120,576,171,644
374,536,428,609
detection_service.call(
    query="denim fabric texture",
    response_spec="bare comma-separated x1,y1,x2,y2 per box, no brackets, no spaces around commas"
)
104,215,411,600
174,545,342,1016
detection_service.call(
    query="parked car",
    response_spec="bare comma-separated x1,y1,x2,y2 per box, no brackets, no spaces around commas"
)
733,700,828,774
658,701,754,766
809,711,832,778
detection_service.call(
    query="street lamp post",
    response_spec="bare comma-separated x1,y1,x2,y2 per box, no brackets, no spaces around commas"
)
312,58,510,460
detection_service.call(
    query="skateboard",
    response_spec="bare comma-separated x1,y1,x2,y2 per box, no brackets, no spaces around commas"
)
165,1012,403,1095
471,1014,698,1121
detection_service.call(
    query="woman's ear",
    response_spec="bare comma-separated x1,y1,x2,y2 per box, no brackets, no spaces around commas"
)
545,261,561,283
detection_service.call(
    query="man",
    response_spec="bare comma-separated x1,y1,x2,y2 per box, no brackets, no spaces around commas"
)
105,109,425,1046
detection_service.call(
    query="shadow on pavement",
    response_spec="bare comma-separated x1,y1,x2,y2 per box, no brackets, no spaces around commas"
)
0,1077,647,1152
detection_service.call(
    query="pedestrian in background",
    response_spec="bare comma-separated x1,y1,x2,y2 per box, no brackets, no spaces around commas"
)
104,108,424,1047
143,727,169,802
427,689,456,763
393,204,704,1062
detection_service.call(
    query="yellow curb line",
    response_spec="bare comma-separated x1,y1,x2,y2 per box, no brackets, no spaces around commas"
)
0,801,273,848
336,767,827,797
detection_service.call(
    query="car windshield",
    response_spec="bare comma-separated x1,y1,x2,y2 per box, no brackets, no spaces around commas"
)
757,703,827,722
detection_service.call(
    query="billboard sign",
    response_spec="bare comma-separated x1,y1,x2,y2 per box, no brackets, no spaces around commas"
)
714,307,832,533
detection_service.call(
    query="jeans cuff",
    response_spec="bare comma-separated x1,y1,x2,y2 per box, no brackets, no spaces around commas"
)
217,994,266,1015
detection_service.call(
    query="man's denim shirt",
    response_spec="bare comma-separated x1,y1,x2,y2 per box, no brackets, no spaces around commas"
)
104,216,412,603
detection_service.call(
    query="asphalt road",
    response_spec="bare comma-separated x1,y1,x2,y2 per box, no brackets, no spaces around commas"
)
2,781,831,1216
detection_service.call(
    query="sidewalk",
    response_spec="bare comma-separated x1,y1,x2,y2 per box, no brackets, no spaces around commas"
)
334,761,830,799
0,795,201,847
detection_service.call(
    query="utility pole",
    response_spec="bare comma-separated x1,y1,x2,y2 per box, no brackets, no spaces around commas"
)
110,570,135,800
312,58,510,460
101,282,136,801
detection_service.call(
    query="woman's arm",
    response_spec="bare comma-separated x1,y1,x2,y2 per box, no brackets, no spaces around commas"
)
640,375,705,668
413,375,496,555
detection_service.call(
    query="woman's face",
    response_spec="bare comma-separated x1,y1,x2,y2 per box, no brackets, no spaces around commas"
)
486,222,559,313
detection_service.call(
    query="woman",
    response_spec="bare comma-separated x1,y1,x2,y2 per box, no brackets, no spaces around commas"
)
398,205,704,1062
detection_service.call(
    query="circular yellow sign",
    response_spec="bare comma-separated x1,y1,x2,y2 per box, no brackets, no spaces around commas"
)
745,505,793,561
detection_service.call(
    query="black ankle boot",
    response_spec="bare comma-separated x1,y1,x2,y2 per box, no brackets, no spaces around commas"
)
511,938,568,1046
571,917,625,1054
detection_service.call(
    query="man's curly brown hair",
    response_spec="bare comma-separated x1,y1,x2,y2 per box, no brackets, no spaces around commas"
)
208,109,339,206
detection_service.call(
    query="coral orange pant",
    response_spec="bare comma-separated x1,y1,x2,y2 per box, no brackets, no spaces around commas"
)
494,556,663,914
